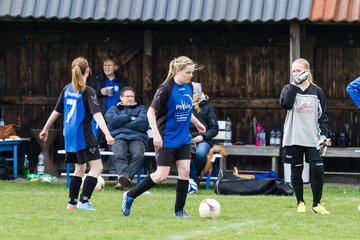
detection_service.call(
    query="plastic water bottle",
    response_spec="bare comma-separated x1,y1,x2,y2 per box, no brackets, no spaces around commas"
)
270,129,276,146
275,129,282,146
0,118,4,126
255,123,262,146
37,152,45,175
260,129,266,146
225,117,232,145
22,155,29,179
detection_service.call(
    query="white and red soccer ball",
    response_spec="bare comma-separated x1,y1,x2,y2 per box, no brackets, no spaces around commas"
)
199,198,221,218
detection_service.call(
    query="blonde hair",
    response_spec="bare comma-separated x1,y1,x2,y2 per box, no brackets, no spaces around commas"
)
293,58,314,83
166,56,202,80
71,57,88,92
193,102,201,113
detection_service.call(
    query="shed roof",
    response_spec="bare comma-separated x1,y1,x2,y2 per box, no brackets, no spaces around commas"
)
2,0,359,24
0,0,313,23
310,0,360,22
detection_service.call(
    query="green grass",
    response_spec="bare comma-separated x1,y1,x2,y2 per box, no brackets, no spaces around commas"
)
1,180,360,240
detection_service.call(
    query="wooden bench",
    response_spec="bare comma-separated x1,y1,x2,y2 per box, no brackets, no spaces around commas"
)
220,145,360,177
59,121,227,189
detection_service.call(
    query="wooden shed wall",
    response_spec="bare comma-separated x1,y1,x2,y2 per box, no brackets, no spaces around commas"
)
1,22,360,174
0,23,144,170
309,25,360,174
152,28,289,145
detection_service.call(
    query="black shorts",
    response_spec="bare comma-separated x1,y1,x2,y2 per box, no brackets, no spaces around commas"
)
65,146,101,164
155,144,191,166
283,145,322,165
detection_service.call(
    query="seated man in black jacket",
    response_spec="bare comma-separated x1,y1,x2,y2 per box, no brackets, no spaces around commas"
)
105,86,149,190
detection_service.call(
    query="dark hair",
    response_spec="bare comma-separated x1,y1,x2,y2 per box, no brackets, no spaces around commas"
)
102,54,119,66
120,86,135,96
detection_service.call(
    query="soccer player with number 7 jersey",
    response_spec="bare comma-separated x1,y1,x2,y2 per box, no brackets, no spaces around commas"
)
39,57,114,211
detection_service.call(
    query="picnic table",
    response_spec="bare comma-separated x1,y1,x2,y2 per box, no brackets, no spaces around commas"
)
0,138,30,178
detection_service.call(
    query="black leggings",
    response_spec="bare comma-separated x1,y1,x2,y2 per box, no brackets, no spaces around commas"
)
291,161,324,207
285,145,324,207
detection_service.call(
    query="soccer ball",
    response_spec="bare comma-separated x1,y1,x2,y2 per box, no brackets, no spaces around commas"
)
188,179,198,194
199,198,221,219
81,175,105,191
357,204,360,212
95,176,105,191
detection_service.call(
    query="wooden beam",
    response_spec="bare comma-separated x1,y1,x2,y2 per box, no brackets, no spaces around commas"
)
142,31,153,106
119,47,141,66
289,22,301,81
211,98,357,110
0,96,357,110
0,96,57,105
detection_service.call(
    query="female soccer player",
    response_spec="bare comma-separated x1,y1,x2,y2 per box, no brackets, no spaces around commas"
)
280,58,330,214
122,56,206,217
39,57,114,210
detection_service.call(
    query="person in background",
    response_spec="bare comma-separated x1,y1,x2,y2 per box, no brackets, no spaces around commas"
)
280,58,330,214
346,76,360,107
105,86,149,190
121,56,206,218
189,82,219,190
347,76,360,192
39,57,114,211
87,55,127,148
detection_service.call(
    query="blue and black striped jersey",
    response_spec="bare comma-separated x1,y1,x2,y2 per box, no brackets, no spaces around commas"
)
151,78,193,148
55,84,102,152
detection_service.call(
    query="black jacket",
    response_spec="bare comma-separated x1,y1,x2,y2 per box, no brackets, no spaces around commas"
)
190,97,219,145
87,71,127,113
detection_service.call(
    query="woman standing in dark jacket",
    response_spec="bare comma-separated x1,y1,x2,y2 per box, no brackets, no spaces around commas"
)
189,82,219,188
87,56,128,114
87,56,127,148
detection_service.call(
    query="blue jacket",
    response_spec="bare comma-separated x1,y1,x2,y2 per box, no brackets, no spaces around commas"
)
105,103,149,145
347,76,360,108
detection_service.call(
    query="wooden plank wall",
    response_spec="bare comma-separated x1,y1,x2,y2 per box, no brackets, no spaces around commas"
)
1,23,360,174
305,25,360,174
153,30,289,147
0,24,144,170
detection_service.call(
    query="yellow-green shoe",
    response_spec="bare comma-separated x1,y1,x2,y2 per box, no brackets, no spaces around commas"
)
297,202,306,213
311,203,330,214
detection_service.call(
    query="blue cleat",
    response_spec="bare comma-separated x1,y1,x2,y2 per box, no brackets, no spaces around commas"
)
77,201,96,211
174,210,191,218
122,191,134,216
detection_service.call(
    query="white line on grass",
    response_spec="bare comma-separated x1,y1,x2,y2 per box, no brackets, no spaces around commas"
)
165,220,264,240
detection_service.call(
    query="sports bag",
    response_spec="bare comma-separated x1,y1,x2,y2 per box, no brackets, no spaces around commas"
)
214,169,293,196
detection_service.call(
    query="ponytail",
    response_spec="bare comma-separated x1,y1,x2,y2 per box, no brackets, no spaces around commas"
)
166,56,203,80
71,57,88,92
